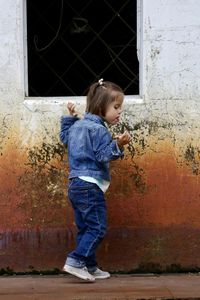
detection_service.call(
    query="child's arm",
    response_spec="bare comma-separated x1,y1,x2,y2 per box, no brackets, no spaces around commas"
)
92,128,131,163
59,102,80,145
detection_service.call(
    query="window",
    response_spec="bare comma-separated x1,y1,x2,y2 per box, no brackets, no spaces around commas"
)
26,0,139,96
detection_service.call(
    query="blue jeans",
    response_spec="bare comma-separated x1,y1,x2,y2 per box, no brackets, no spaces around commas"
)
65,178,107,271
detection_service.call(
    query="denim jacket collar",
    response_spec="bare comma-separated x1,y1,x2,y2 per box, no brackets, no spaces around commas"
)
84,113,106,127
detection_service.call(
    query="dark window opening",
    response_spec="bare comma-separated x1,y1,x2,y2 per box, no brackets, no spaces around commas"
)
27,0,139,96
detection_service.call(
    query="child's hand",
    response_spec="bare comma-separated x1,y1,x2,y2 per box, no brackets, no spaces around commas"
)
67,102,79,117
115,131,131,148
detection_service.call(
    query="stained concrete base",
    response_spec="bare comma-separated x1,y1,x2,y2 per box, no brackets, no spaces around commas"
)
0,274,200,300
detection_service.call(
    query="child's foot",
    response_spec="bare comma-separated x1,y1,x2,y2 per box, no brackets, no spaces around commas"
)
63,264,95,282
89,268,110,279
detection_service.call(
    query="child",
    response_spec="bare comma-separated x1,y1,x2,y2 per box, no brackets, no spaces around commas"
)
60,79,131,282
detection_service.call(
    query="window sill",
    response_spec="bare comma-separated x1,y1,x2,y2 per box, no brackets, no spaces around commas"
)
23,96,143,112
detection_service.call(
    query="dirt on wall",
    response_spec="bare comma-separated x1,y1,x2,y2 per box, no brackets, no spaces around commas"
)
1,120,200,272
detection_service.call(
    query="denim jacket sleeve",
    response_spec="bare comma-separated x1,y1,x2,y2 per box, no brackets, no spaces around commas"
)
59,115,79,146
91,126,124,163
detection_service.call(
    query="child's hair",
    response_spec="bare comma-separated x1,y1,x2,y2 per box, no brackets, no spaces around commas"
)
86,79,124,117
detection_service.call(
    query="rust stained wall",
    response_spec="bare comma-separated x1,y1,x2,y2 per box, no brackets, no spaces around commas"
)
1,0,200,273
1,115,200,272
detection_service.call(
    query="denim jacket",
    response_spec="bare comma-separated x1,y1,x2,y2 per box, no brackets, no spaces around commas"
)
60,113,124,181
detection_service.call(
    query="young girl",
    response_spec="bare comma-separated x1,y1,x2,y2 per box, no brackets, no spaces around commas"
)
60,79,131,282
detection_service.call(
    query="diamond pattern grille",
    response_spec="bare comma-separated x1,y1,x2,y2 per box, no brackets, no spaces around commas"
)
27,0,139,96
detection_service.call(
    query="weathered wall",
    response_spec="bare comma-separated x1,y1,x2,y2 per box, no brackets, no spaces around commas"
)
1,0,200,273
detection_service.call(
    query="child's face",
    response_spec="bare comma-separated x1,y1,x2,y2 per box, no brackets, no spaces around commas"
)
104,96,123,125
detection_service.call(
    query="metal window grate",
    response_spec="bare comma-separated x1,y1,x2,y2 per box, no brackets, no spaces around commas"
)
27,0,139,96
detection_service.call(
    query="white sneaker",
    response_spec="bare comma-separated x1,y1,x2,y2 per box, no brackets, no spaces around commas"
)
63,265,95,282
89,268,110,279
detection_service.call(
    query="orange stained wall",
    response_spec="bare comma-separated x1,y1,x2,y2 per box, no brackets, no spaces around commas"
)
0,120,200,273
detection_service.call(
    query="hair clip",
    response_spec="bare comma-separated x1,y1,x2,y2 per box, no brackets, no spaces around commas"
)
98,78,104,86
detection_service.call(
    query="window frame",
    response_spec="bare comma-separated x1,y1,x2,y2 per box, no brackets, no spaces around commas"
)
23,0,143,104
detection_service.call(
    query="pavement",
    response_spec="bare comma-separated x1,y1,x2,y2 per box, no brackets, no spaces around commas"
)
0,273,200,300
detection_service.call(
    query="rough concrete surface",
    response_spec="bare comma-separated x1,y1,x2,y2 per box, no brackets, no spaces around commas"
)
0,274,200,300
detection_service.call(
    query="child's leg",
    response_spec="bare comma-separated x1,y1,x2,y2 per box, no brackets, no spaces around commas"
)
66,178,107,269
85,254,97,271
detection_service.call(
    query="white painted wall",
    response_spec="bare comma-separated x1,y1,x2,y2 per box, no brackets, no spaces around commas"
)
0,0,24,104
142,0,200,100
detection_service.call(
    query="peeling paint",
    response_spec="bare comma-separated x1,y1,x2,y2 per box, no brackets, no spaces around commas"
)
184,144,200,175
17,142,68,225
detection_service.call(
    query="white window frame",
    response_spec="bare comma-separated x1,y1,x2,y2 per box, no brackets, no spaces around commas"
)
23,0,144,106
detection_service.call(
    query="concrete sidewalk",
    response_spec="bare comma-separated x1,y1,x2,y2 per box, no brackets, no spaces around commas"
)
0,274,200,300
